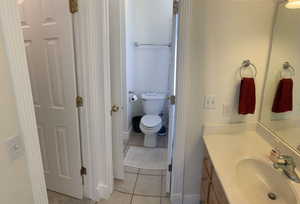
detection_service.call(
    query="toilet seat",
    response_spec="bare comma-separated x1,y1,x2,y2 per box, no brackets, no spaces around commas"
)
140,115,162,147
141,115,162,128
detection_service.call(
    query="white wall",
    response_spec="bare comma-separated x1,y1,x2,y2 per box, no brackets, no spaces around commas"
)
183,0,276,201
0,29,34,204
125,0,173,131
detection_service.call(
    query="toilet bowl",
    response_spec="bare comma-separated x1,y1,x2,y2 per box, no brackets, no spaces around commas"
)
140,115,162,147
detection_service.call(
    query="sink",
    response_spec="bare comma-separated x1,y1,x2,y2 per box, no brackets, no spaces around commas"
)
236,159,298,204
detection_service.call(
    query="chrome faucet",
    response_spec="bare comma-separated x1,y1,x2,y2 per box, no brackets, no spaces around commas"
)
273,154,300,183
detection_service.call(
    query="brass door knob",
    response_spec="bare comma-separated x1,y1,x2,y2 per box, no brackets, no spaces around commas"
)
111,105,120,115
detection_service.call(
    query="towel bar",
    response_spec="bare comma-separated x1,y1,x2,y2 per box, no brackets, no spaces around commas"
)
281,62,295,78
240,59,257,78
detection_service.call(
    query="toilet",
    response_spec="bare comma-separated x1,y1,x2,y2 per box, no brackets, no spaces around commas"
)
140,92,166,147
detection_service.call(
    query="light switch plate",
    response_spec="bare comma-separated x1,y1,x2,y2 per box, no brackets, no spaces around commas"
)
5,135,24,161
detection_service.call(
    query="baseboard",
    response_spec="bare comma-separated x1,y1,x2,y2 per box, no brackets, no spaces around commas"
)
183,194,201,204
123,126,132,142
95,183,112,201
170,193,182,204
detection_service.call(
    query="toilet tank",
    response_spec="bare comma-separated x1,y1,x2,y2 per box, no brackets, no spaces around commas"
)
141,93,167,115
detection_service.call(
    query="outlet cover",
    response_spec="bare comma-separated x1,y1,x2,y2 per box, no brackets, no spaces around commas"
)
204,95,216,109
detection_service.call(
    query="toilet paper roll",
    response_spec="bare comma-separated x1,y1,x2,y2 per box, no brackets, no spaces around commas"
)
129,94,138,103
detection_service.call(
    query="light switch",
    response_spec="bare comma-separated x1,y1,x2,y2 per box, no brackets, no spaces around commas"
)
5,135,24,161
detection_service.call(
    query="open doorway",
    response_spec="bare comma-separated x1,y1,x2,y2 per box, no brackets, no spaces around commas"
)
110,0,179,201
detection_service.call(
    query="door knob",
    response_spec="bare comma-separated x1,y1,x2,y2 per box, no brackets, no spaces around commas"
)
111,105,120,115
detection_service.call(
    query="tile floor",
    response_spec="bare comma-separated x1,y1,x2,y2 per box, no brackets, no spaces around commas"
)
124,132,168,152
100,132,170,204
48,132,170,204
99,166,170,204
48,191,95,204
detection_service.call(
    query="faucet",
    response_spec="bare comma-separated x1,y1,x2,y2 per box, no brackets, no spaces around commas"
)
273,154,300,183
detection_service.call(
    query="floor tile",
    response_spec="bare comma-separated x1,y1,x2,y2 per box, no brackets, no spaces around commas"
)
161,176,168,197
125,166,139,174
63,197,95,204
48,191,95,204
48,191,67,204
134,175,162,196
128,133,144,146
157,136,168,148
132,196,160,204
161,198,171,204
139,169,162,176
98,191,131,204
114,173,138,194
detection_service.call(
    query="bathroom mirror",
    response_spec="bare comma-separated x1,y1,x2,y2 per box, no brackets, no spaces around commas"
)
260,2,300,152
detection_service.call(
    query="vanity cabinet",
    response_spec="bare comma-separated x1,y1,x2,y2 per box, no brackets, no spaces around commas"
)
201,147,229,204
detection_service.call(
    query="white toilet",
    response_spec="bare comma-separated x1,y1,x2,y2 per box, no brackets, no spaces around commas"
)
140,92,166,147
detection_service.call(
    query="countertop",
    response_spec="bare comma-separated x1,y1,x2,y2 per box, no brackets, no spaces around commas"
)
203,130,300,204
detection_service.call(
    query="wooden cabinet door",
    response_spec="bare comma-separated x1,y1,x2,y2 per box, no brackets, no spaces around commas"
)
212,172,229,204
200,168,210,203
208,188,219,204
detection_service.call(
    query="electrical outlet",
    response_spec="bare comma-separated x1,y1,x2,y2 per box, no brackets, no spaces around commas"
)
204,95,216,109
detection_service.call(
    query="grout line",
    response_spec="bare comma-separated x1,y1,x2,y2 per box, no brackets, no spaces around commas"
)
130,168,140,204
133,193,164,198
139,173,163,177
115,189,134,195
161,174,164,199
130,193,134,204
160,173,164,204
125,171,140,175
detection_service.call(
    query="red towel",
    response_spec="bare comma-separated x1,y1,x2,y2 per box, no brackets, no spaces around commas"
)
239,78,256,114
272,79,293,113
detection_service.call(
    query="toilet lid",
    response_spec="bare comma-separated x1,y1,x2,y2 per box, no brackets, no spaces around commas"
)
141,115,162,128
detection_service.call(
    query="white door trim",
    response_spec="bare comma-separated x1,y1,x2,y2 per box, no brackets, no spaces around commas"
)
110,0,191,203
171,1,191,203
0,0,48,203
0,0,113,202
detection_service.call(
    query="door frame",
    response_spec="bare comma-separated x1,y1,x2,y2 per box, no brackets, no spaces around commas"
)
0,1,48,203
0,0,113,202
110,0,191,203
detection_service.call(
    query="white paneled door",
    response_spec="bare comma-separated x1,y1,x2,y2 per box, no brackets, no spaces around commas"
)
19,0,83,199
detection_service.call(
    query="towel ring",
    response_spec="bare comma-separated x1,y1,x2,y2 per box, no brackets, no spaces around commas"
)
281,62,295,78
240,60,257,78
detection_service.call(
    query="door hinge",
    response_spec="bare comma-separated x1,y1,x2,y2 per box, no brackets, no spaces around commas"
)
81,166,87,176
76,96,83,107
168,164,172,172
173,1,179,15
169,95,176,105
70,0,79,14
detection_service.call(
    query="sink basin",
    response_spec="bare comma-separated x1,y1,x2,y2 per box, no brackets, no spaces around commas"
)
236,159,298,204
